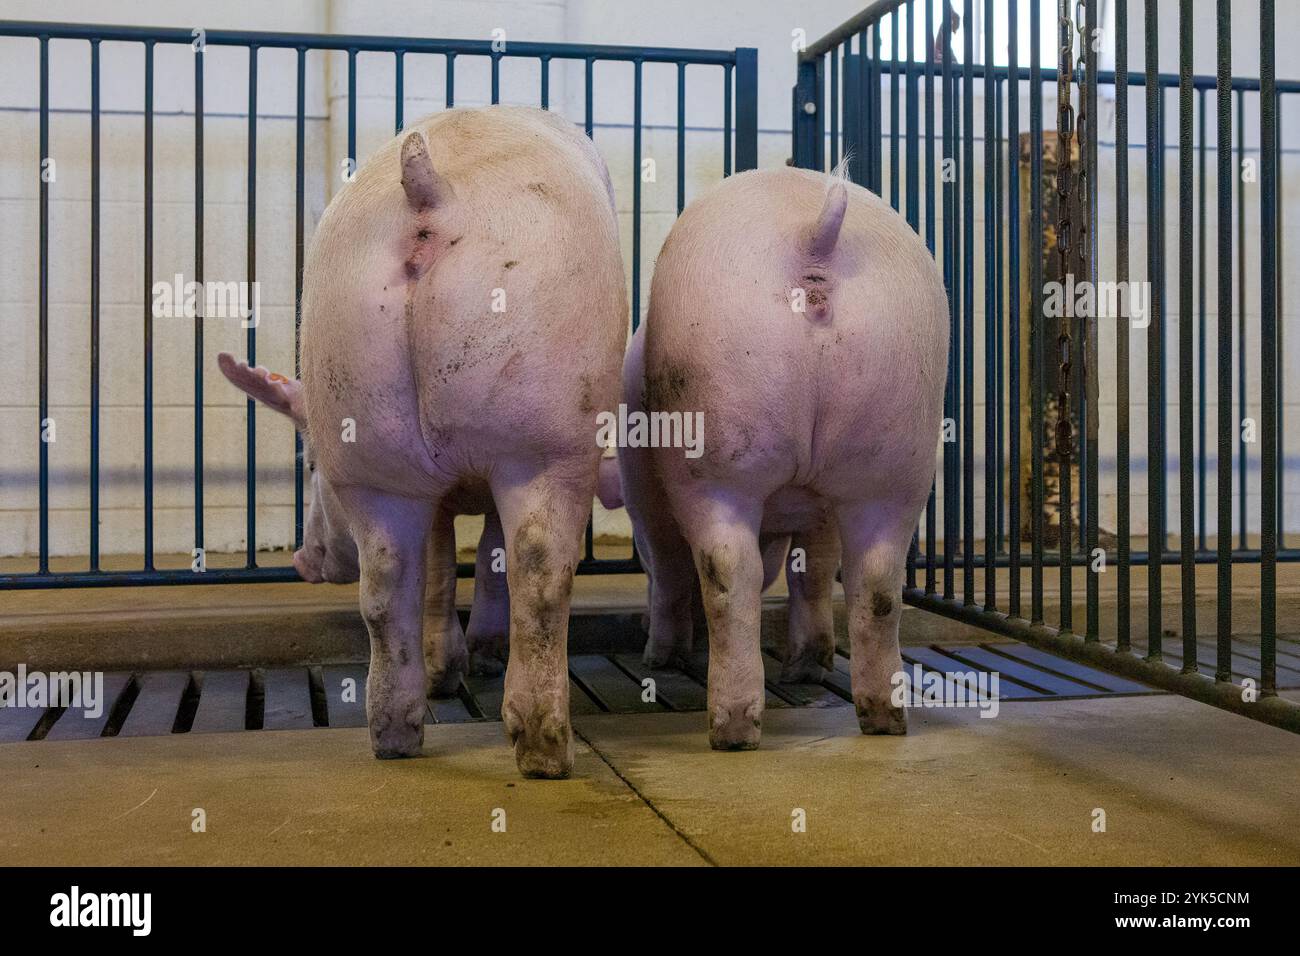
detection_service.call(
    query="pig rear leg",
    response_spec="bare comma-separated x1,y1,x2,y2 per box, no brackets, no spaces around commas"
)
837,503,910,735
679,493,766,751
466,509,509,676
492,466,590,779
642,534,697,669
422,505,468,698
340,488,434,758
781,519,840,683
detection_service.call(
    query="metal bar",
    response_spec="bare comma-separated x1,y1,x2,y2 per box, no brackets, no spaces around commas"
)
394,49,404,132
734,48,758,171
1216,0,1233,682
1197,87,1208,553
942,1,957,602
490,50,500,104
924,0,937,596
294,47,306,549
195,39,205,559
245,45,258,569
632,59,642,328
842,53,862,181
38,36,48,574
1146,0,1162,659
889,8,899,211
983,0,996,611
676,62,686,215
962,0,975,607
905,2,918,592
1237,87,1246,551
89,39,100,572
795,58,819,170
1116,0,1132,652
1055,0,1072,634
446,52,455,108
800,0,911,61
1260,0,1278,696
1179,0,1196,670
143,41,155,571
540,55,550,108
1007,0,1021,616
830,44,839,171
995,76,1005,558
724,62,734,175
584,58,593,137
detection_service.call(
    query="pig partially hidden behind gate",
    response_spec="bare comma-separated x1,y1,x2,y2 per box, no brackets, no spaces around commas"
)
627,165,948,751
218,106,627,778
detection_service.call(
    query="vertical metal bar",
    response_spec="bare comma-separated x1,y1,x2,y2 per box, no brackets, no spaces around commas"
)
734,48,759,172
1260,0,1278,696
584,58,593,138
246,45,258,569
394,50,404,133
632,59,642,330
873,24,883,193
1276,101,1285,550
926,0,938,596
540,55,550,109
830,45,840,171
1116,0,1132,651
1179,0,1196,669
676,62,686,215
890,9,899,211
995,77,1005,557
346,48,356,174
490,51,500,105
446,52,456,108
143,41,155,571
294,47,306,549
1237,87,1246,551
90,39,100,573
1030,0,1045,624
194,39,205,560
1146,0,1163,659
1084,0,1101,644
942,1,957,602
842,54,862,181
962,0,975,606
983,0,996,610
1008,0,1021,616
38,36,49,574
724,63,734,175
1216,0,1233,681
795,59,819,170
1198,87,1208,552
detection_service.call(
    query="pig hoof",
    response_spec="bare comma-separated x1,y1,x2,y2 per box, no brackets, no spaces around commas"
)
856,700,907,735
426,649,468,699
369,707,425,758
468,649,506,677
504,707,574,779
779,649,829,684
708,703,762,751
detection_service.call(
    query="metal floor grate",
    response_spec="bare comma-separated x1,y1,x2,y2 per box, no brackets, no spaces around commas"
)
8,637,1276,743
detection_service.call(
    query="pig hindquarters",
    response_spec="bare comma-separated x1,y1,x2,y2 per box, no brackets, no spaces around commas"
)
229,107,627,778
643,167,948,750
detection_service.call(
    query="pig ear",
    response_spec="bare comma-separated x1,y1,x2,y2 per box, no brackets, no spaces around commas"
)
808,180,848,259
596,456,624,511
217,351,306,430
400,131,450,211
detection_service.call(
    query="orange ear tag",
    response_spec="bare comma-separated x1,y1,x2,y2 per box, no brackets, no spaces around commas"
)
268,373,289,383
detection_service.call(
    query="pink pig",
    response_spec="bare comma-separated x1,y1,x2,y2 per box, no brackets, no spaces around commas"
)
219,106,627,777
632,166,948,750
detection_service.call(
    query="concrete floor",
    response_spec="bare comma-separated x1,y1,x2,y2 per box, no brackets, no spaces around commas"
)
2,693,1297,866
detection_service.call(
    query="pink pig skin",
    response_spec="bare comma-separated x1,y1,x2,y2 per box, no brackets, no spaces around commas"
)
641,167,948,751
268,107,623,777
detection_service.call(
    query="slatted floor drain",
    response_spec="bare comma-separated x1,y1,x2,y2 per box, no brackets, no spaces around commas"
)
4,638,1297,743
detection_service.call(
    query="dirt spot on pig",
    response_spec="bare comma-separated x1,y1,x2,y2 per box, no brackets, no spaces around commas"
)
870,592,894,617
511,514,571,651
578,375,595,415
643,362,691,412
698,550,728,596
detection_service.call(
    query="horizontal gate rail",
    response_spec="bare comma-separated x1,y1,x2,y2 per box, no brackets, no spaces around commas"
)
0,20,759,589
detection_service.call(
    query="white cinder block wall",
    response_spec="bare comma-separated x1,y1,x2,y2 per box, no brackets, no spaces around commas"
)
0,0,1295,564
